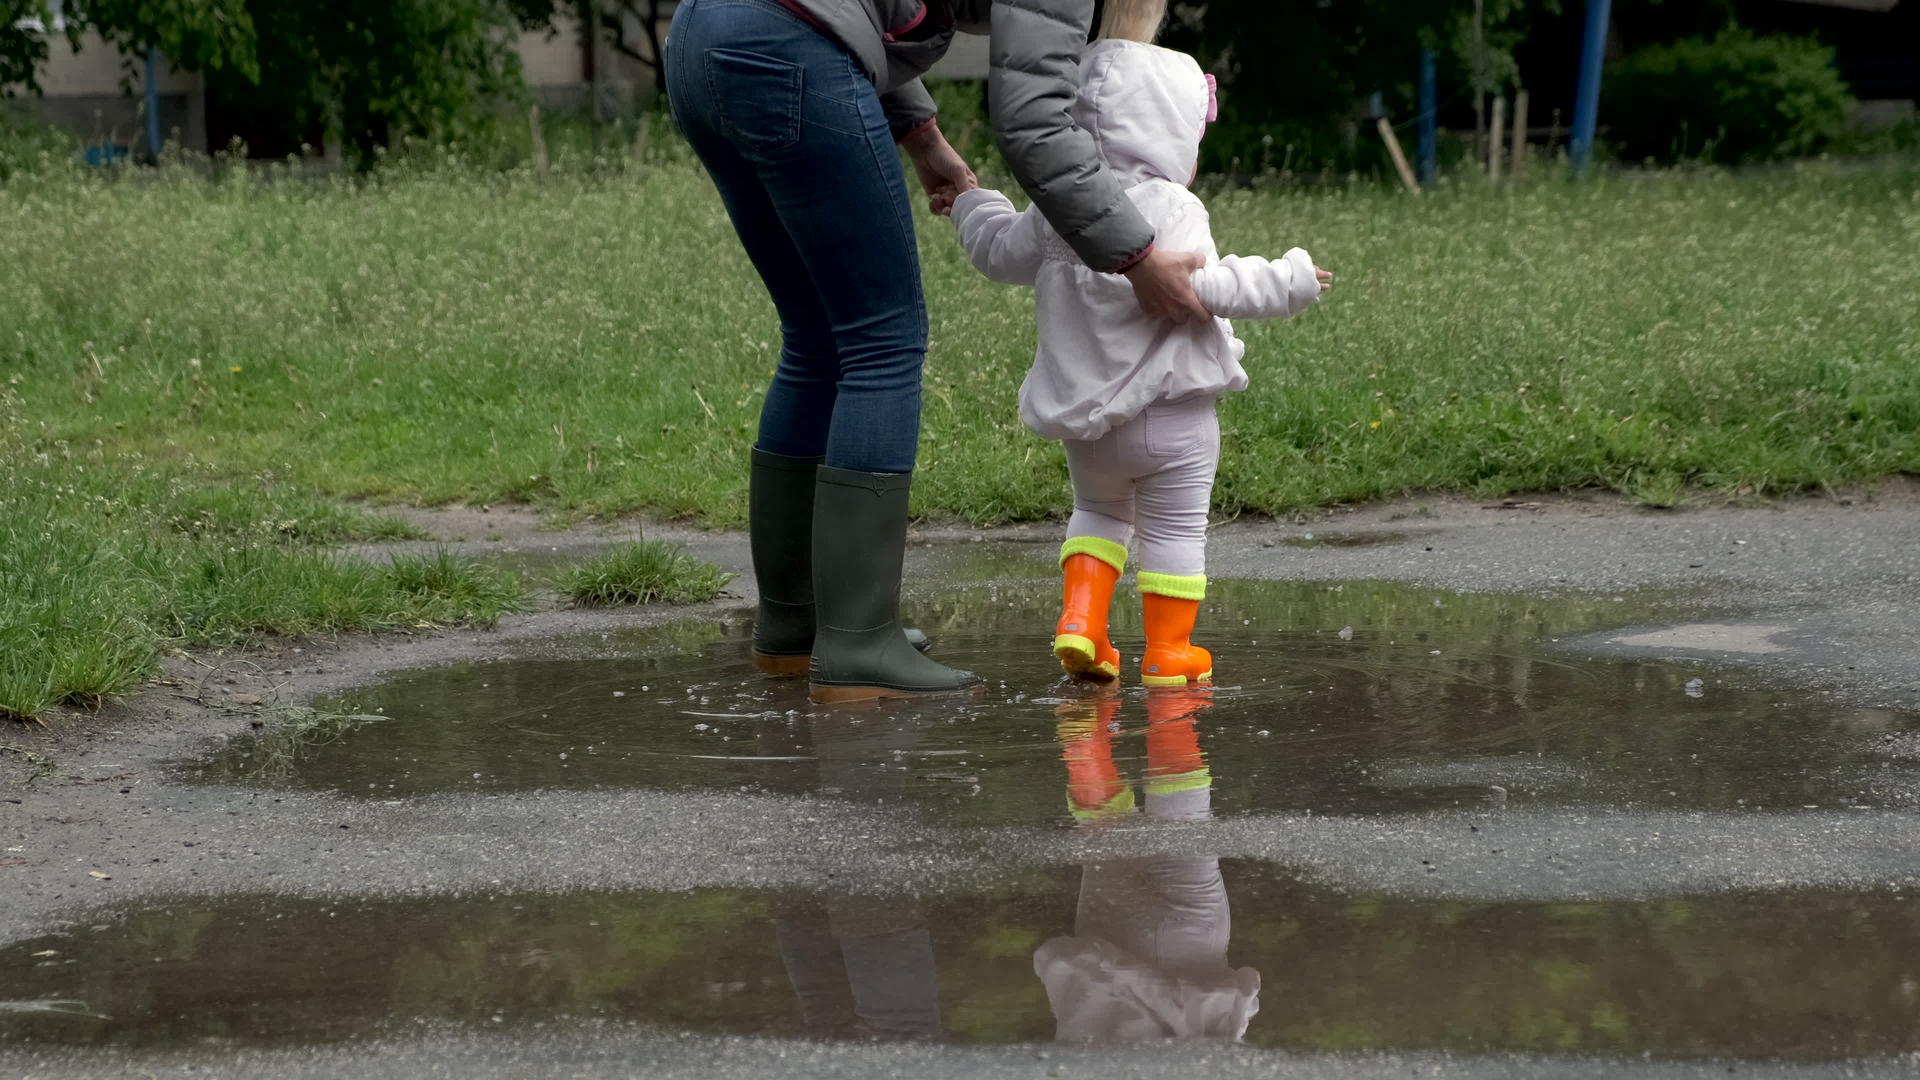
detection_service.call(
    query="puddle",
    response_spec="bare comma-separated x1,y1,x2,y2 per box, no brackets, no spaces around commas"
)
182,581,1920,819
1275,531,1424,549
466,543,619,581
6,870,1918,1056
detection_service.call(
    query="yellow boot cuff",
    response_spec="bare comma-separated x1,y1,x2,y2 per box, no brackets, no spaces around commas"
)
1137,571,1207,601
1061,536,1128,573
1068,785,1137,821
1145,768,1214,798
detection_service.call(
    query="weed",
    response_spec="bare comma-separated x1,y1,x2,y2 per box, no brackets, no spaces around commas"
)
553,541,734,607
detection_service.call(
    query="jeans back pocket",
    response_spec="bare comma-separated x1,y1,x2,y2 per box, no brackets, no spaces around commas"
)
705,47,804,156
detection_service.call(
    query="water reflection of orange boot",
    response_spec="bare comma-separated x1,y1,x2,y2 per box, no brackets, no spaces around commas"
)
1139,574,1213,687
1055,696,1134,820
1054,539,1127,682
1143,687,1213,820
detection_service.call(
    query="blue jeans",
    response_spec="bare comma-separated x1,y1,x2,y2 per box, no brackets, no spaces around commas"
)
666,0,926,473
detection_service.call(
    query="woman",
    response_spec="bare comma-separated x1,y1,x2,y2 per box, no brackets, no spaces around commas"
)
664,0,1208,703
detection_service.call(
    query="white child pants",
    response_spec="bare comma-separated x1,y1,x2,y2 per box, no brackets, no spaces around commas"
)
1061,397,1219,577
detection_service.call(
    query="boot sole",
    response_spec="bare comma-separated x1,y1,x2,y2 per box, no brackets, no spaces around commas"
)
809,682,984,704
756,637,933,677
1053,634,1119,682
1142,671,1213,687
752,652,811,677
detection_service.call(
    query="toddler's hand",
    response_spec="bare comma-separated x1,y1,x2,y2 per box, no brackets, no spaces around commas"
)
1315,265,1334,292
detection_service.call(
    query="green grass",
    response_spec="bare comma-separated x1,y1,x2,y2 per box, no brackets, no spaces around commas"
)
0,450,528,721
4,152,1914,522
1,145,1916,718
553,540,735,607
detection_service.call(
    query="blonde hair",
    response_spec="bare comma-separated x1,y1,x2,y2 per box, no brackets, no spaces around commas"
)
1099,0,1166,43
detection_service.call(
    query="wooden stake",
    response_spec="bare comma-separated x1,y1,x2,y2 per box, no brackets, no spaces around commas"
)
1377,117,1421,196
1510,89,1530,178
529,105,549,174
1489,96,1507,183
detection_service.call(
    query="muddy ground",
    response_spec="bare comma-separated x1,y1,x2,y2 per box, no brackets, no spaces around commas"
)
4,485,1920,1078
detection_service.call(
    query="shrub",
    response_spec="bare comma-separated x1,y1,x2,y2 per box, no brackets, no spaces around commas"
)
1602,29,1854,165
0,112,74,180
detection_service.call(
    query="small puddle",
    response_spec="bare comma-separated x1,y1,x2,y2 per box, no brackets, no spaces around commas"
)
7,872,1918,1056
1276,531,1425,549
183,581,1918,819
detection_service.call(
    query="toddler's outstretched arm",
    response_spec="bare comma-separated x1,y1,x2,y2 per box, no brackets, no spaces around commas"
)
1190,247,1326,320
953,188,1047,286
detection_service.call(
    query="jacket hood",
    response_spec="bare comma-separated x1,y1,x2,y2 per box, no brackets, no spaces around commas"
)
1072,41,1211,187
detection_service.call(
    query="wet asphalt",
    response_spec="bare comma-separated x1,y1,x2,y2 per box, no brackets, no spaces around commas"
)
3,492,1919,1077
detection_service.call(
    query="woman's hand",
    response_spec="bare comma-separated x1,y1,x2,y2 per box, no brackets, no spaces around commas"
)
1123,248,1212,324
902,123,977,217
1316,265,1334,291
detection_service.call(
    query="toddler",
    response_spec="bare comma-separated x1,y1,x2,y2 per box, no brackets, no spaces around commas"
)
952,39,1330,686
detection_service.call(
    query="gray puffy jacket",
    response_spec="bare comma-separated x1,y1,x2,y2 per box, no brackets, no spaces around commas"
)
782,0,1154,272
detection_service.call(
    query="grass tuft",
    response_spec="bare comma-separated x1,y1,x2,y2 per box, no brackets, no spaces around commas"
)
553,541,734,608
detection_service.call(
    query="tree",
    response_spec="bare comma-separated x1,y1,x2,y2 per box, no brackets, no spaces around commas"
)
2,0,527,167
2,0,256,97
217,0,527,164
2,0,73,97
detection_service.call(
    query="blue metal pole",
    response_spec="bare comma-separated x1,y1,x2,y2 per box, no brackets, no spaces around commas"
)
144,47,161,162
1418,49,1437,188
1568,0,1612,176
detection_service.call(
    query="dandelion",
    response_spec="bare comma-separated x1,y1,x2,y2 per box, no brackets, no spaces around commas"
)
230,366,243,374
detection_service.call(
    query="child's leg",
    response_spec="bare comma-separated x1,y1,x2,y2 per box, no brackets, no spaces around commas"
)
1055,437,1136,680
1133,401,1220,686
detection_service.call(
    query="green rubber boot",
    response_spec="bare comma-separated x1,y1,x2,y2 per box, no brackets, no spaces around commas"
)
748,449,822,675
809,467,981,702
749,449,931,676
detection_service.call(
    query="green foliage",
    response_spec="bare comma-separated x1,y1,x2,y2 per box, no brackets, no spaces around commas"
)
205,0,529,166
70,0,259,82
554,541,734,607
0,109,71,177
0,1,62,96
1602,30,1854,165
1,0,528,167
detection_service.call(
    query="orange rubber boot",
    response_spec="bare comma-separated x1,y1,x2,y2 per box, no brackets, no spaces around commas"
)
1055,697,1133,820
1053,539,1127,682
1143,688,1213,818
1144,688,1211,782
1139,572,1212,686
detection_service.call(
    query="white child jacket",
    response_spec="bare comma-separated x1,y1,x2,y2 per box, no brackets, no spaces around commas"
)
953,40,1322,442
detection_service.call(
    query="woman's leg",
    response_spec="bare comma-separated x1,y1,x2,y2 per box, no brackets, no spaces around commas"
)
668,0,971,697
665,0,839,459
668,0,925,471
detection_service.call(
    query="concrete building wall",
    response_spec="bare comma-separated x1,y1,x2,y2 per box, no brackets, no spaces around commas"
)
26,32,204,154
520,20,586,87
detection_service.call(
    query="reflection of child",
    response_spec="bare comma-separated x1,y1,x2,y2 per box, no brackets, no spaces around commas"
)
953,40,1329,688
1038,690,1261,1043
